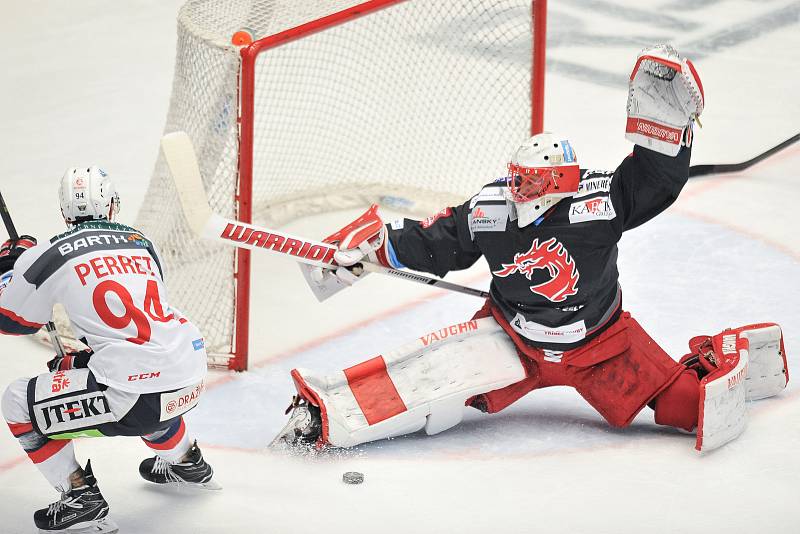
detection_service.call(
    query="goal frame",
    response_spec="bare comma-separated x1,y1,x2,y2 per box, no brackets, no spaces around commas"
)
227,0,547,371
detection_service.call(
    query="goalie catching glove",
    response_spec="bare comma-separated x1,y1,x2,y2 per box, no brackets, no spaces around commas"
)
300,205,403,300
626,44,704,156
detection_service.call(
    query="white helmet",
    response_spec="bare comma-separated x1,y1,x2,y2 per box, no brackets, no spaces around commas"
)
59,166,121,225
506,132,580,227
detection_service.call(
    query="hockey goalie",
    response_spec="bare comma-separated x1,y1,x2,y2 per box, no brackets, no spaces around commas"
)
271,45,788,453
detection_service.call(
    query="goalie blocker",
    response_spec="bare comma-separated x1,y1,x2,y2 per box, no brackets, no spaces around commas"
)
278,310,787,452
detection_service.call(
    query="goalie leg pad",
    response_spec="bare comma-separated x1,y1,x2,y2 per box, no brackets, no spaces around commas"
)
291,318,527,448
695,323,787,452
739,323,788,400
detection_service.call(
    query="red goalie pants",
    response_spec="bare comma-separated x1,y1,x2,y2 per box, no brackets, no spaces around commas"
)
469,303,700,431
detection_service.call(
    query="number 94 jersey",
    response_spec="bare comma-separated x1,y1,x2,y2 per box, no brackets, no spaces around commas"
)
0,221,206,394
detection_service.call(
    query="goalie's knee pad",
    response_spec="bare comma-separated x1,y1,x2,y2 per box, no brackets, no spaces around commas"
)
291,318,527,448
688,323,787,452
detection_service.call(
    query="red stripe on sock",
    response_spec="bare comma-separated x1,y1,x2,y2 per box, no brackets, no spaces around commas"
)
28,439,70,464
344,356,407,425
7,422,34,437
143,418,186,451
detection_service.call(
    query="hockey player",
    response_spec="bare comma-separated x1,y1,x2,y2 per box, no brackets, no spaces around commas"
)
272,45,788,452
0,167,217,534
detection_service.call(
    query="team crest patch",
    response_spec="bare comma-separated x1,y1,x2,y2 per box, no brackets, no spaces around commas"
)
568,196,616,223
493,237,579,303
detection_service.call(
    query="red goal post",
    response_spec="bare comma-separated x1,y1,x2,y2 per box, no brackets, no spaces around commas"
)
136,0,548,371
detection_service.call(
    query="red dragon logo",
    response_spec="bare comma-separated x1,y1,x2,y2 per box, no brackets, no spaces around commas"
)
493,237,579,302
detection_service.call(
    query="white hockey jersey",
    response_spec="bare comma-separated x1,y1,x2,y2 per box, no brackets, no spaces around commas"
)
0,221,207,393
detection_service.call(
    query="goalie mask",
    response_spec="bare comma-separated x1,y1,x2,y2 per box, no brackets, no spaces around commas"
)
59,166,121,225
506,133,580,227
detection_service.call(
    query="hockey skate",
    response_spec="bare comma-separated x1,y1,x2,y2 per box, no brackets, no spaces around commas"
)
34,460,119,534
139,441,221,490
269,396,323,450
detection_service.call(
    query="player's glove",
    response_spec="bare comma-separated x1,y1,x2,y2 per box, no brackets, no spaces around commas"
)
625,44,704,156
47,349,93,372
299,205,402,301
0,235,37,274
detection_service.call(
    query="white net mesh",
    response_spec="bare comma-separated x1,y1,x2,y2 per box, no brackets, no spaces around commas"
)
134,0,539,365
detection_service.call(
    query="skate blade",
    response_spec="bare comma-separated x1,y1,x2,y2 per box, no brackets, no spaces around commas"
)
149,479,223,491
39,516,119,534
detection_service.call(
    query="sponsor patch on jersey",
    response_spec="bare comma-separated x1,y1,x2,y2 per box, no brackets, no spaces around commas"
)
192,338,205,351
0,270,12,294
574,172,613,198
160,382,204,421
389,219,405,230
510,314,587,344
33,391,116,435
29,369,117,436
421,208,452,229
34,369,91,402
469,205,507,233
469,186,507,209
568,196,617,223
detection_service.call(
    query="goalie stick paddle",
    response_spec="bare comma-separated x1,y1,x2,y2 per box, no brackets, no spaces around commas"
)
160,131,490,299
689,132,800,178
0,190,67,357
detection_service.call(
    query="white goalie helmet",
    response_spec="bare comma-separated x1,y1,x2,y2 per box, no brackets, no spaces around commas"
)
59,166,121,225
506,132,580,227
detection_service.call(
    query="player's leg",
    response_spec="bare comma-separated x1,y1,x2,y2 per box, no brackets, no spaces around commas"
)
565,314,788,451
562,313,690,429
2,371,117,534
271,317,528,448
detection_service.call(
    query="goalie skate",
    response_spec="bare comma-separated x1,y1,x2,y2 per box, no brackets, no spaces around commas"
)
269,397,322,450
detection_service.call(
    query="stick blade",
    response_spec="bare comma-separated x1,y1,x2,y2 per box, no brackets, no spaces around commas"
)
160,131,213,236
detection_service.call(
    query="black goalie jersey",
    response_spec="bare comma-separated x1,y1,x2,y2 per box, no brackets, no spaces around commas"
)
386,145,691,351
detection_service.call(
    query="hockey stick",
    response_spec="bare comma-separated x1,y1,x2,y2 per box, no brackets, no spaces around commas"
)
160,131,490,299
689,132,800,178
0,190,67,356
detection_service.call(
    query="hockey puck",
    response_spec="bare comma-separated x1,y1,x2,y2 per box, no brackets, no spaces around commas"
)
342,471,364,485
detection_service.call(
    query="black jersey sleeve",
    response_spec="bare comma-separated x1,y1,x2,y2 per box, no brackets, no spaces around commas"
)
385,200,483,278
613,144,691,231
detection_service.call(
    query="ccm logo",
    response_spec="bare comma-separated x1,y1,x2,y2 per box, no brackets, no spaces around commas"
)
128,372,161,382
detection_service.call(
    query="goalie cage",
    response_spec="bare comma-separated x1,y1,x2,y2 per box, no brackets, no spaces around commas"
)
119,0,546,370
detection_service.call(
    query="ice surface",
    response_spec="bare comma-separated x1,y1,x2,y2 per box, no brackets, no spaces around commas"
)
1,1,798,533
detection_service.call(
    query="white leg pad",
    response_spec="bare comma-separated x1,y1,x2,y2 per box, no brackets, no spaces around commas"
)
696,323,788,452
696,347,748,452
741,325,788,400
292,318,526,448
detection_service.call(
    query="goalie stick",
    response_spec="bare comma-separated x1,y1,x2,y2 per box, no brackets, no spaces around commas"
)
688,132,799,177
0,190,67,357
160,131,490,300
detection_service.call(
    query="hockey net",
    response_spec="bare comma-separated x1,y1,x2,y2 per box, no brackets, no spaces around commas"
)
129,0,546,370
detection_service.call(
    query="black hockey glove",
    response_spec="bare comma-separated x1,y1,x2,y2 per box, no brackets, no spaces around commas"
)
0,235,37,273
47,349,94,372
